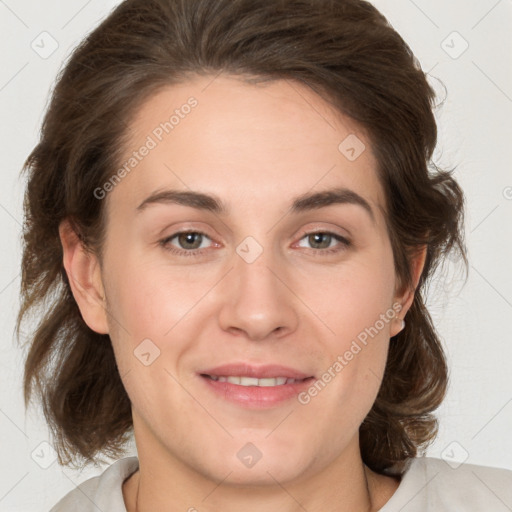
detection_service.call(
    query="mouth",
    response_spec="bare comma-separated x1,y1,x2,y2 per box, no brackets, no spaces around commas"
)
198,363,315,408
201,374,312,387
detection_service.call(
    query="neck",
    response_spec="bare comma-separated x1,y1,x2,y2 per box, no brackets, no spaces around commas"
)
123,439,398,512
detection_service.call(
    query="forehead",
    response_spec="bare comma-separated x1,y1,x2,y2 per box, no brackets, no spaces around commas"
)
108,74,386,224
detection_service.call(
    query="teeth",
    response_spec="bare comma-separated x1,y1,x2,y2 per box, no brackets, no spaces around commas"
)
239,376,258,386
260,377,286,386
208,375,301,386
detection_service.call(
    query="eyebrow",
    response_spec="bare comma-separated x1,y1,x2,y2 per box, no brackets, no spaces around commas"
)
136,186,376,223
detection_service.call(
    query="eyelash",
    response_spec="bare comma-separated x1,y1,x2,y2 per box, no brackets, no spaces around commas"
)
158,230,351,258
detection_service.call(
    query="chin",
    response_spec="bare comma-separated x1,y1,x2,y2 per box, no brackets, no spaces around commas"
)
220,459,310,487
197,437,315,487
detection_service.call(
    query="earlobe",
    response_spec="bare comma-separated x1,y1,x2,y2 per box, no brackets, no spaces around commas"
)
59,219,109,334
391,245,428,337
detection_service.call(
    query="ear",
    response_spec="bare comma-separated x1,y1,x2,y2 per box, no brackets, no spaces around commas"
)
390,245,427,337
59,219,109,334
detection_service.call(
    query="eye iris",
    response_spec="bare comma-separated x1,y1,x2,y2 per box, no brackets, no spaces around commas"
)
309,233,331,249
178,232,202,249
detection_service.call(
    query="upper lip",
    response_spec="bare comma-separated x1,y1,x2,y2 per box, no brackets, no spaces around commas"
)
200,363,313,380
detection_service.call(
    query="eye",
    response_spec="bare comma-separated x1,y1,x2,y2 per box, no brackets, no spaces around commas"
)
159,231,215,257
296,231,351,255
159,229,351,258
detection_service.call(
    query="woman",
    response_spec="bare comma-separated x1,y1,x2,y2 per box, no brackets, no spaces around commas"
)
16,0,512,510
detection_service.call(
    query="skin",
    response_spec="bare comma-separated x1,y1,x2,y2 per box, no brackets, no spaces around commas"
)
60,74,426,512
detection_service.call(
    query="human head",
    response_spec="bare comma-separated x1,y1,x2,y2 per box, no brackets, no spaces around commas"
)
17,0,467,476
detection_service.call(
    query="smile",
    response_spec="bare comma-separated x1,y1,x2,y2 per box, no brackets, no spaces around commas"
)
203,375,308,386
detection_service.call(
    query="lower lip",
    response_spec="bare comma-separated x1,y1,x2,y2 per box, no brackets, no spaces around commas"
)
200,375,315,409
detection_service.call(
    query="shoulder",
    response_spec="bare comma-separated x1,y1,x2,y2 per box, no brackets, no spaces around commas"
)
49,456,139,512
379,456,512,512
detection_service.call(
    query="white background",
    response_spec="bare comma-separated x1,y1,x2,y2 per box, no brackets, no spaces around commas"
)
0,0,511,510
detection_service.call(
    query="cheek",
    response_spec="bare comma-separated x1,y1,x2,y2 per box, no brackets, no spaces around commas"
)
102,260,200,419
303,328,391,444
105,252,207,337
102,250,219,391
297,250,396,415
303,254,396,346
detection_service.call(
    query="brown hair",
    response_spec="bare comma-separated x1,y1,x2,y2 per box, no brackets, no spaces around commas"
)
16,0,467,472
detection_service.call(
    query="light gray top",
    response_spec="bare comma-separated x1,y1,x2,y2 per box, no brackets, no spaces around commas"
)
50,456,512,511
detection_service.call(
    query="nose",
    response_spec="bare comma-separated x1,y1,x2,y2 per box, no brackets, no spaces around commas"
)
217,245,300,342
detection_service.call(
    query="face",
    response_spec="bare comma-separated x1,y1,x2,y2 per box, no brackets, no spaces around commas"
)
76,74,410,485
